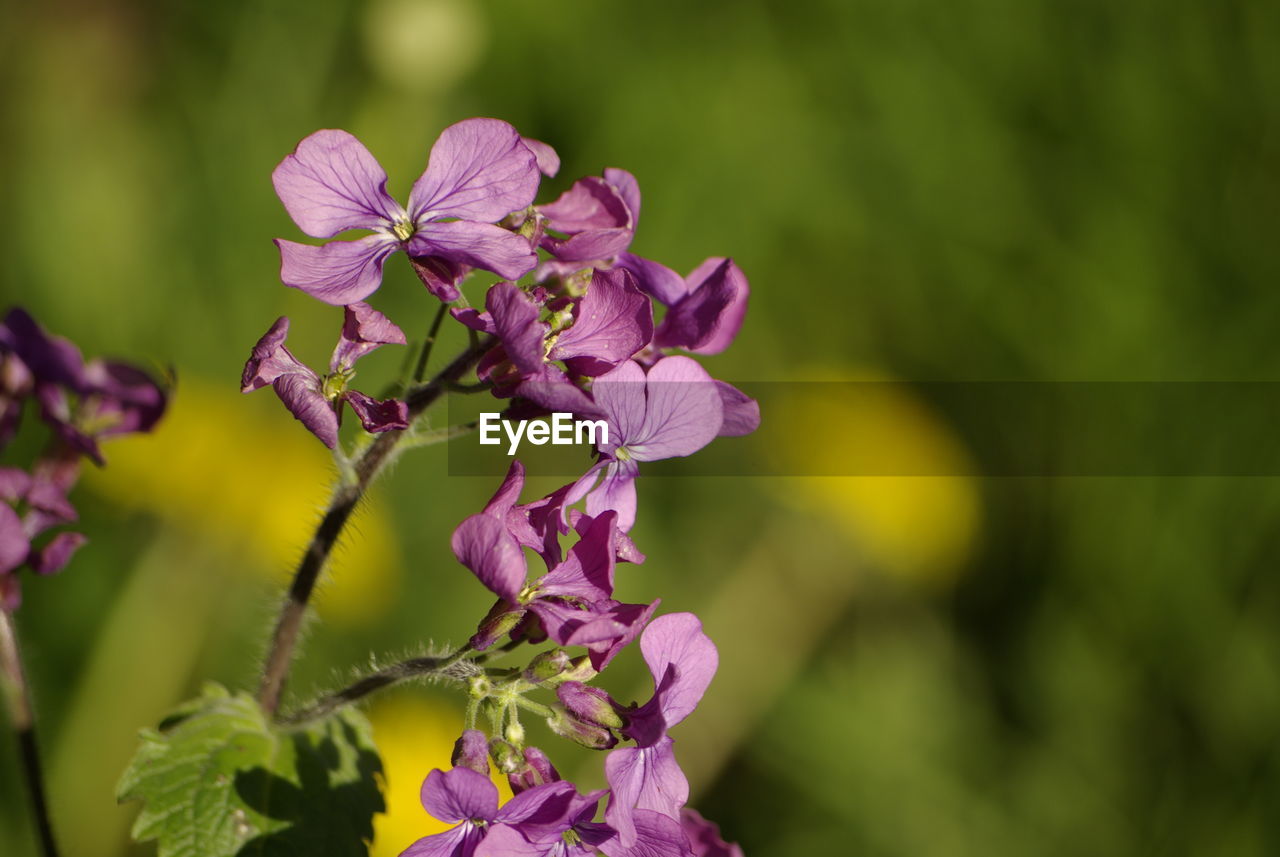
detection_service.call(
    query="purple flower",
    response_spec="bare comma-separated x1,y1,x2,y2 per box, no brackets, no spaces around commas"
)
605,613,718,846
679,809,743,857
537,169,640,277
568,357,724,532
273,119,541,305
0,461,86,610
475,787,613,857
618,255,749,355
241,303,409,448
400,767,574,857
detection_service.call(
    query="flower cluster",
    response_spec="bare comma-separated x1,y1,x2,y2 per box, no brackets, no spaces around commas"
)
0,308,167,610
246,117,756,855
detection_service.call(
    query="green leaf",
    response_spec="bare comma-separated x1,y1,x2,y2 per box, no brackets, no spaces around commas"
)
118,683,385,857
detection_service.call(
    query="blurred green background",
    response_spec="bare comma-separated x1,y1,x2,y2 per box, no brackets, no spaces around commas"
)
3,0,1280,854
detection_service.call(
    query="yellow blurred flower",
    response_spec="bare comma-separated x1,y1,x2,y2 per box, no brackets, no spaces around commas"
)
84,375,401,625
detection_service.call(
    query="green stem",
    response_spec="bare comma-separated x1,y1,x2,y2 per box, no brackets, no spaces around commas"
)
0,610,60,857
281,646,474,724
257,335,494,717
412,303,450,383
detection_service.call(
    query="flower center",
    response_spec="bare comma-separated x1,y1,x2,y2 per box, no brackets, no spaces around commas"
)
390,218,415,242
615,446,632,462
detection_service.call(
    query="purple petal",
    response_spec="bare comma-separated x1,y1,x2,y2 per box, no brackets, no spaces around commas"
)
591,361,647,448
536,511,618,602
410,254,470,303
493,780,577,826
2,309,88,391
521,137,560,178
30,531,86,575
0,468,33,504
485,283,547,377
275,236,399,306
605,739,689,847
508,746,561,795
637,613,718,733
80,361,168,438
451,730,490,776
604,810,697,857
584,460,638,533
540,176,631,234
330,302,408,373
343,390,409,433
542,228,635,265
0,503,29,574
482,460,526,518
680,809,743,857
550,269,654,376
472,825,542,857
616,253,687,307
584,598,658,671
714,382,759,437
400,824,481,857
271,373,340,448
513,366,604,419
408,118,540,223
241,317,308,392
603,168,641,225
451,514,527,602
420,767,500,824
527,600,628,647
272,129,403,238
409,221,537,281
628,358,723,462
654,259,749,355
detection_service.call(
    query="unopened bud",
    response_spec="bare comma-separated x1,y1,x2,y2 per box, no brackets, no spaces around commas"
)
489,738,521,773
508,746,561,794
470,603,526,651
523,649,572,684
545,655,598,688
556,681,624,729
505,720,526,745
467,675,492,699
547,704,618,750
450,730,489,776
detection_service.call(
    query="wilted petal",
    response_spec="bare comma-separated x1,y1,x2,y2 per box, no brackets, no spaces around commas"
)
484,283,547,377
408,118,540,223
241,317,306,392
629,358,723,462
420,767,500,824
654,259,749,355
271,373,339,448
30,531,86,575
410,254,470,303
714,382,759,437
551,269,654,376
276,236,399,306
409,221,537,281
616,253,687,307
272,129,403,238
522,137,560,177
451,514,527,602
343,390,409,433
330,302,408,373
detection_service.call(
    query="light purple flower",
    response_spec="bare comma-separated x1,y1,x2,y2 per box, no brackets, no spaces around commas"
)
0,462,86,611
605,613,718,846
273,119,541,305
401,768,574,857
618,255,749,355
568,357,724,532
475,787,613,857
241,303,408,448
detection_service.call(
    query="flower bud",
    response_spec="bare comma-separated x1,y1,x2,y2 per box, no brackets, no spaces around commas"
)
544,655,598,688
450,730,489,776
556,681,624,729
488,738,521,773
508,746,561,794
523,648,572,684
470,602,526,651
547,704,618,750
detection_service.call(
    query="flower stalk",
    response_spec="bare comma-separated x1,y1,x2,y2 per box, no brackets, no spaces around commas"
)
0,609,60,857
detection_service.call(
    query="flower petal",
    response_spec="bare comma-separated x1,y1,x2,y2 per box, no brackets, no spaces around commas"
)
605,739,689,847
550,269,654,376
409,221,537,281
654,259,748,355
420,767,500,824
451,513,527,602
714,382,759,437
591,361,647,449
521,137,561,177
629,357,723,462
271,373,339,448
603,168,641,225
30,531,87,575
616,254,688,307
272,129,403,238
485,283,547,377
638,613,718,731
329,302,408,373
241,317,307,392
343,390,409,433
585,460,639,533
540,176,632,234
408,118,540,223
275,236,399,306
0,503,29,574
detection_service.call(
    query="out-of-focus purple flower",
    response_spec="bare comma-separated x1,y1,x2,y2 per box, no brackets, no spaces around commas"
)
241,304,408,448
400,767,574,857
569,357,723,532
605,613,718,846
618,255,749,356
273,119,541,305
537,169,639,277
0,462,87,610
679,809,743,857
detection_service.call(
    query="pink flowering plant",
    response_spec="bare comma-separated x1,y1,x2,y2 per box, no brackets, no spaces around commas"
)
2,117,757,857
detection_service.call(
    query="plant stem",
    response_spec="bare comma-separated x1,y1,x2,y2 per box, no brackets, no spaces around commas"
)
0,610,60,857
281,648,473,724
257,335,494,717
413,303,450,383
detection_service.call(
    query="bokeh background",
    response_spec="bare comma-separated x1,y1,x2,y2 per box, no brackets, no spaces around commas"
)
3,0,1280,854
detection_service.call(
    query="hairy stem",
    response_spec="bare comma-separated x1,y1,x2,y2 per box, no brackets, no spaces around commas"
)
257,335,494,717
0,610,60,857
282,648,473,724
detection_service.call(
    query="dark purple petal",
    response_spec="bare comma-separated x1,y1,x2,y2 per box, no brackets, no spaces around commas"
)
330,302,408,373
492,780,576,826
527,600,628,648
540,176,631,234
605,739,689,847
409,221,537,281
521,137,560,178
551,269,654,376
343,390,409,433
272,129,403,238
654,259,749,355
628,358,723,462
714,382,759,437
542,228,634,265
536,511,619,603
272,373,339,449
410,254,470,302
29,531,86,575
680,809,743,857
2,308,89,391
513,366,604,419
0,504,29,574
584,598,658,671
451,514,527,602
408,118,540,223
275,236,400,306
241,317,306,392
450,307,496,335
81,361,168,438
484,283,547,378
420,767,500,824
482,460,526,518
616,253,687,307
400,823,482,857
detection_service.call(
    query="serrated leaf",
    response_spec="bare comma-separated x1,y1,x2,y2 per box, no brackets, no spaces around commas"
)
118,684,385,857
